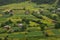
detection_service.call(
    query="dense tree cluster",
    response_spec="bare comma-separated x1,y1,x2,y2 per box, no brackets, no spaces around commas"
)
0,0,26,5
31,0,56,4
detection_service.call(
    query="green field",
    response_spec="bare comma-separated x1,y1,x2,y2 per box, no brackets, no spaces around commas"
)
0,0,60,40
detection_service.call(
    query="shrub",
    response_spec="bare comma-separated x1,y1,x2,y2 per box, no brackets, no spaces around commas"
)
32,13,43,19
4,36,8,40
20,24,27,32
4,11,9,15
0,38,2,40
5,19,13,25
0,29,7,34
0,23,6,27
55,23,60,29
22,18,30,24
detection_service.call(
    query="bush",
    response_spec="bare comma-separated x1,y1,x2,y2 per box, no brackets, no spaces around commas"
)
17,21,22,23
20,26,27,32
14,29,20,32
0,23,6,27
0,38,2,40
4,11,9,15
0,29,7,34
13,27,20,32
22,18,30,24
31,0,56,4
55,23,60,29
32,13,43,19
5,19,13,25
13,24,17,27
45,33,49,37
4,36,8,40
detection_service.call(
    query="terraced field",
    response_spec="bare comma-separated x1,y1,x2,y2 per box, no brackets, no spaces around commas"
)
0,0,60,40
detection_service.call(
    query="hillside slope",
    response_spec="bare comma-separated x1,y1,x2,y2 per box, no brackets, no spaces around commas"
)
0,0,60,40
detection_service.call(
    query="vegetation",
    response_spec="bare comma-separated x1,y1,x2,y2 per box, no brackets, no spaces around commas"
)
0,0,60,40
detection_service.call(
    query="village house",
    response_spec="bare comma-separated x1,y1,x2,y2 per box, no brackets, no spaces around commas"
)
51,8,60,13
35,10,40,14
37,10,41,14
9,10,14,16
17,23,23,28
57,8,60,12
51,10,56,13
39,9,44,13
4,25,11,30
25,10,30,15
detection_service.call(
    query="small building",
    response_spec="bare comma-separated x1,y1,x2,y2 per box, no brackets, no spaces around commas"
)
37,11,40,14
17,23,23,28
9,10,14,15
4,25,11,30
51,10,56,13
52,20,57,23
25,10,30,15
40,9,44,11
39,9,44,13
57,8,60,12
35,10,40,14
